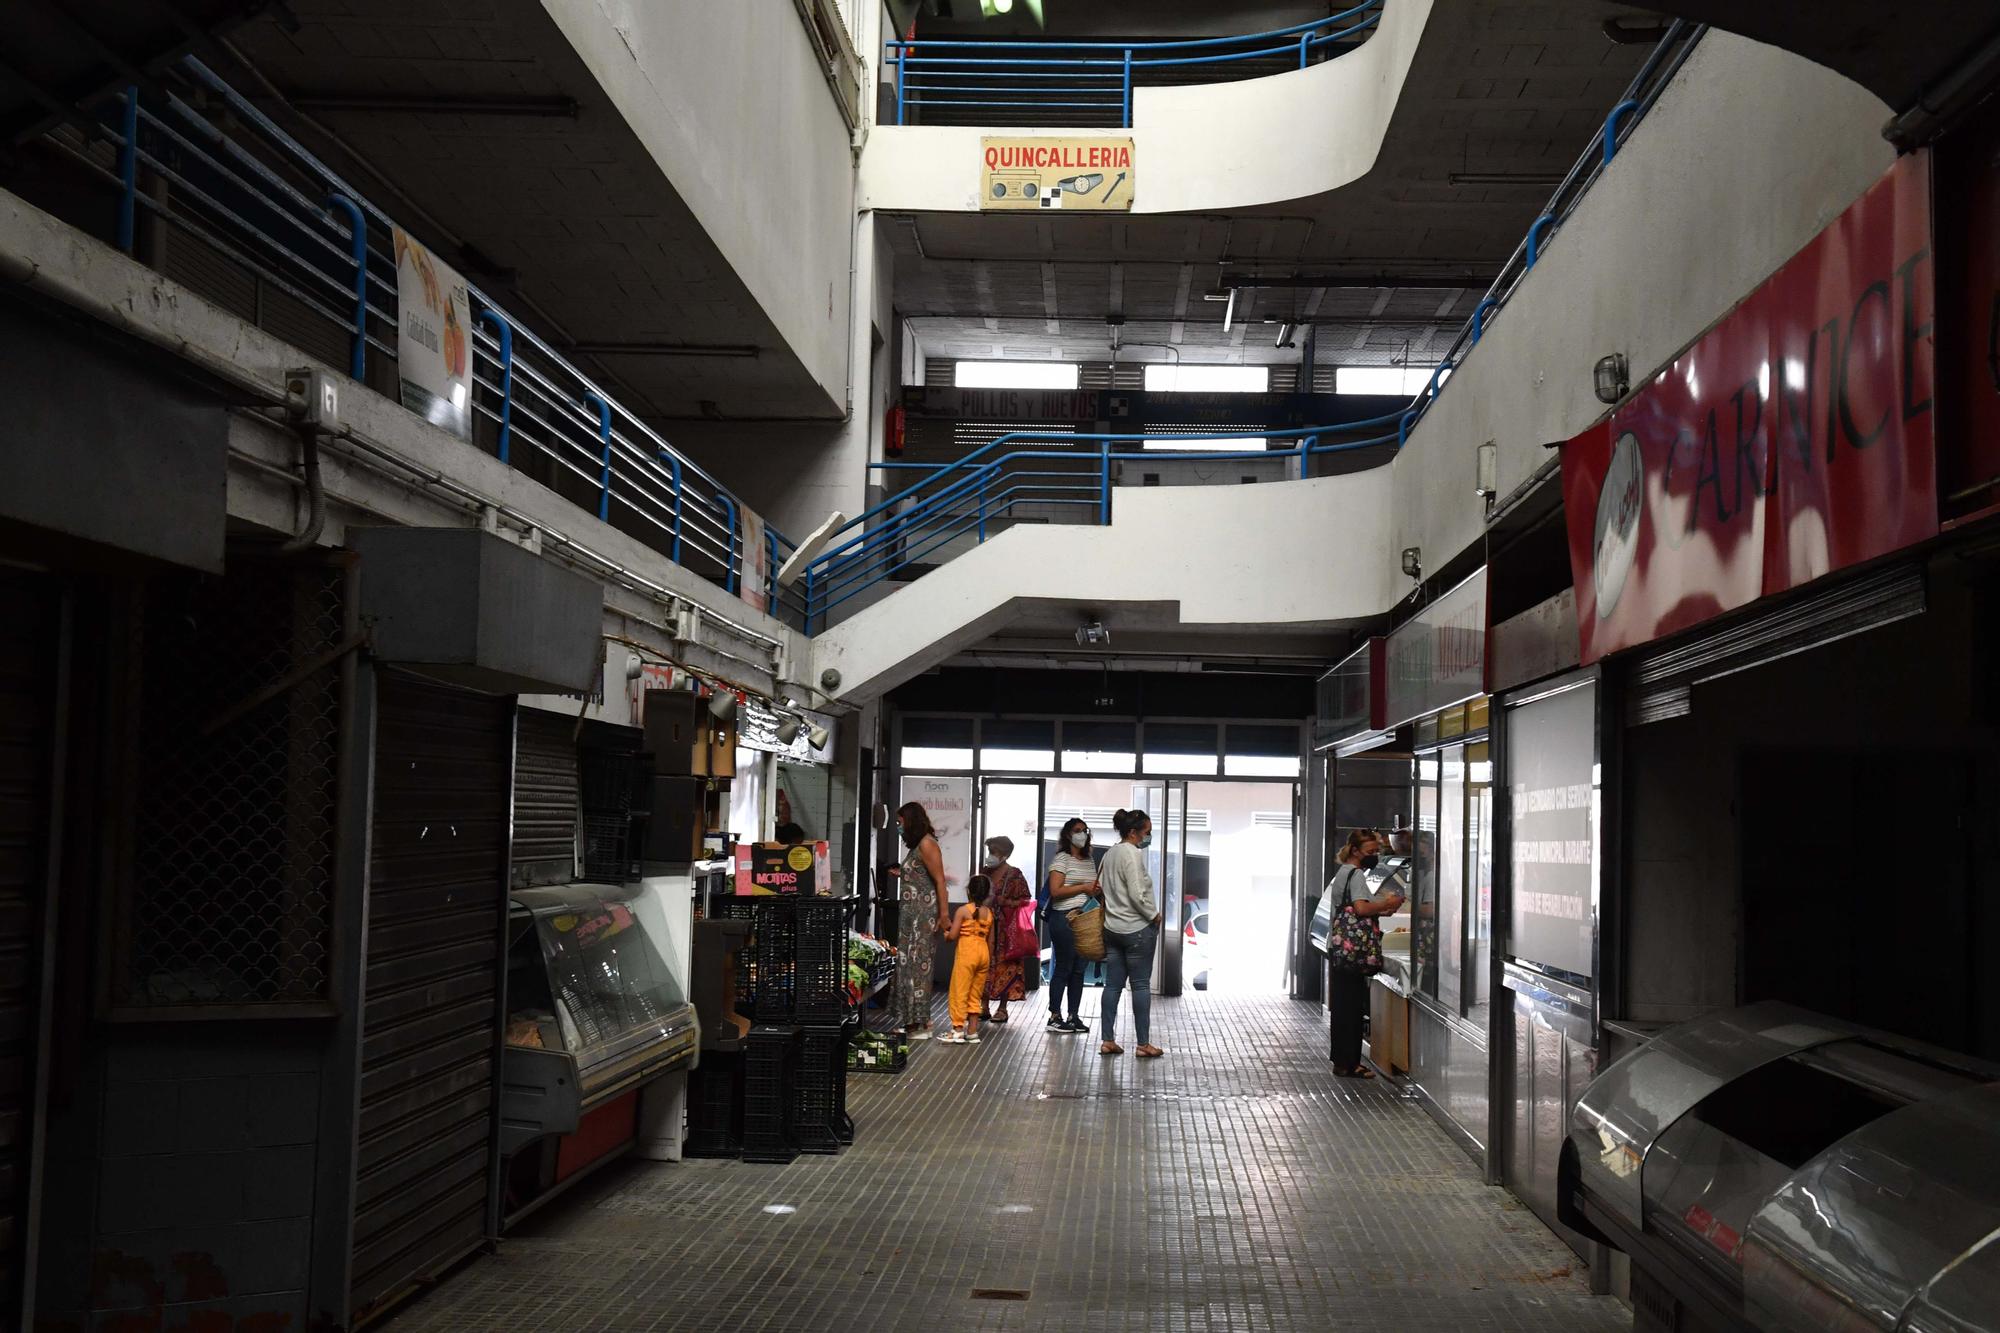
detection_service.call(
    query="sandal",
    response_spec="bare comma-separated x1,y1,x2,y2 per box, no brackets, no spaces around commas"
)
1100,1041,1123,1056
1136,1045,1164,1058
990,1011,1010,1024
1334,1065,1377,1079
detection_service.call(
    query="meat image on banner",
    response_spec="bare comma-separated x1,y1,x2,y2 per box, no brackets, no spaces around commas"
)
981,136,1135,211
1559,151,1938,663
393,226,473,440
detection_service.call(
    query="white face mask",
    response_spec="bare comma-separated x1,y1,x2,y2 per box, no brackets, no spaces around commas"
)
1070,831,1088,849
982,854,999,868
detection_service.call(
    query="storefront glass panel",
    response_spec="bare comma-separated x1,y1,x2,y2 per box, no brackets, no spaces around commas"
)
1412,753,1440,998
1438,744,1466,1013
1468,741,1493,1031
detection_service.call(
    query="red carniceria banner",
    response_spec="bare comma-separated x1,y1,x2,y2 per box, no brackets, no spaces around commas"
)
1561,151,1937,664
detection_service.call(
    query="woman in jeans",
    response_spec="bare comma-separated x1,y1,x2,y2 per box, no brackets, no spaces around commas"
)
1096,808,1164,1058
1043,817,1100,1033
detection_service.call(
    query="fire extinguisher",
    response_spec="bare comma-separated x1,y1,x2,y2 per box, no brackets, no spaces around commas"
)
884,403,907,458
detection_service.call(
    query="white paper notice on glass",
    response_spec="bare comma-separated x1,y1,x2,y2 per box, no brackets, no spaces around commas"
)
392,226,473,440
900,774,973,897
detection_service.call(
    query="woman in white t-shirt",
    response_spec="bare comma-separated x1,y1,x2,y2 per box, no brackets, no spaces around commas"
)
1043,817,1101,1033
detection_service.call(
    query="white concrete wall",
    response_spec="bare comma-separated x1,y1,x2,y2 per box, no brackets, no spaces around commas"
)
818,33,1897,705
546,0,857,409
1389,33,1894,571
860,0,1432,212
814,467,1400,699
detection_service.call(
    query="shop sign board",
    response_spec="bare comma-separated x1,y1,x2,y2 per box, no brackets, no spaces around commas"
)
392,226,473,440
1560,151,1938,664
740,507,769,614
1507,680,1597,979
1314,637,1384,748
920,388,1101,420
898,774,972,896
1383,569,1487,728
981,136,1134,211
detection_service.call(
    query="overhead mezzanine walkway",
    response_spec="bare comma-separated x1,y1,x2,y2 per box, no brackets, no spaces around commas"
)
376,993,1622,1333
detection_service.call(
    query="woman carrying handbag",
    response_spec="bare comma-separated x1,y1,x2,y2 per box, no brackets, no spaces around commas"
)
1327,829,1403,1078
977,836,1036,1025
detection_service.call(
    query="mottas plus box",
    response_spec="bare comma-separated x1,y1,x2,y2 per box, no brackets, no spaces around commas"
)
735,841,832,896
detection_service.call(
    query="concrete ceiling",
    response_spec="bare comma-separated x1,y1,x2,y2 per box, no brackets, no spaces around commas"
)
895,0,1658,367
1603,0,1997,112
219,2,843,420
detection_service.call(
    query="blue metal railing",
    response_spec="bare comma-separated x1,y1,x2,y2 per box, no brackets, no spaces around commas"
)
807,19,1708,631
888,1,1384,127
52,56,805,629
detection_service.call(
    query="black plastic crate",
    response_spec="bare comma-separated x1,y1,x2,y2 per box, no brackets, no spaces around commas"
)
742,1024,798,1165
847,1027,909,1075
581,747,650,815
750,900,800,1018
793,1025,847,1155
684,1051,743,1159
789,899,852,1023
581,813,633,881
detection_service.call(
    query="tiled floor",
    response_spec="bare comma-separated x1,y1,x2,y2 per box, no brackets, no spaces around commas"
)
384,992,1628,1332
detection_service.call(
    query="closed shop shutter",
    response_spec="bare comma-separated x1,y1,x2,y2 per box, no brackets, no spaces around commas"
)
0,575,57,1318
1624,563,1927,726
353,675,512,1326
512,709,579,888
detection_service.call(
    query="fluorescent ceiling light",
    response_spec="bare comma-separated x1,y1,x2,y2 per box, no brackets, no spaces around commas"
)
954,360,1079,389
1144,365,1269,394
1335,366,1452,396
1142,434,1267,452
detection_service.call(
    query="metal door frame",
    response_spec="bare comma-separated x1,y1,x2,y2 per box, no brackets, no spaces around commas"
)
977,776,1046,891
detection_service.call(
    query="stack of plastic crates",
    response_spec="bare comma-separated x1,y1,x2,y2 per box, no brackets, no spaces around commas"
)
792,1023,855,1154
742,1024,798,1164
683,1052,743,1158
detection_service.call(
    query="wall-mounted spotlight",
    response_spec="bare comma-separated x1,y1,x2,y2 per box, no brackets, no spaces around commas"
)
808,724,830,751
1401,546,1423,583
1594,351,1630,405
775,715,803,746
708,688,737,721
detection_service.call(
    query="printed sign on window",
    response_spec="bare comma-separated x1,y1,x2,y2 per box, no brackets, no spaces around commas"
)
393,226,473,440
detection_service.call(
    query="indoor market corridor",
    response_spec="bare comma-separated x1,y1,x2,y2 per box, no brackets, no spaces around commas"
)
382,994,1622,1333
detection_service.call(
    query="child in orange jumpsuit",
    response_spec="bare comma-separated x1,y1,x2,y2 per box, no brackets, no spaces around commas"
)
941,875,994,1044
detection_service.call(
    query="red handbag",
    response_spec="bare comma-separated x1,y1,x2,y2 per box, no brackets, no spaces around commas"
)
1001,902,1039,961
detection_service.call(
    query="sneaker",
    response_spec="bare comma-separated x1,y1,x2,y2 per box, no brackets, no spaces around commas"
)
938,1031,966,1044
966,1033,982,1044
1046,1014,1067,1031
1061,1018,1090,1034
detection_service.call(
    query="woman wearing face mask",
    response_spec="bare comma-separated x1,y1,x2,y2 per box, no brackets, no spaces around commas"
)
1096,808,1164,1058
1327,828,1402,1076
892,802,950,1037
1043,817,1101,1033
977,836,1033,1026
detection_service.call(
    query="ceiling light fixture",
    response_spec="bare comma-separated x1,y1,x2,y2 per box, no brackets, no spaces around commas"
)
1447,172,1568,187
1274,322,1296,348
1594,352,1630,404
1222,288,1238,334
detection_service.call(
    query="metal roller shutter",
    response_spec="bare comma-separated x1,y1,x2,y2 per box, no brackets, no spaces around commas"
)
1624,563,1928,726
0,575,57,1319
512,709,579,888
353,674,512,1326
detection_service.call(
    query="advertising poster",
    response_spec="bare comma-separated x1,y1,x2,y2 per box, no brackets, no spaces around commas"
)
1560,152,1936,662
392,225,473,440
1507,681,1596,978
899,774,973,896
981,136,1134,210
740,507,769,613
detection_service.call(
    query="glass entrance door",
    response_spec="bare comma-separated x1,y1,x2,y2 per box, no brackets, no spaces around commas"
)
1132,779,1187,997
979,778,1044,893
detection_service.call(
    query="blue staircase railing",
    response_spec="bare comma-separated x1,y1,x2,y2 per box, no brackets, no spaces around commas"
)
808,18,1708,632
887,0,1384,128
59,56,805,629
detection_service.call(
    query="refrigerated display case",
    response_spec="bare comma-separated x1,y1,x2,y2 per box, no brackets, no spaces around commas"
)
1560,1002,2000,1333
499,878,698,1223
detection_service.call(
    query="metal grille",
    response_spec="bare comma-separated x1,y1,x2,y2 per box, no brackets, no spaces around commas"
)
116,553,352,1012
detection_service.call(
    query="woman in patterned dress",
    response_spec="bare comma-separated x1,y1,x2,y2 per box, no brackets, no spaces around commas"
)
892,802,949,1037
978,836,1034,1025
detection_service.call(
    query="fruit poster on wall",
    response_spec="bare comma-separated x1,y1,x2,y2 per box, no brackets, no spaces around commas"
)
393,225,473,440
